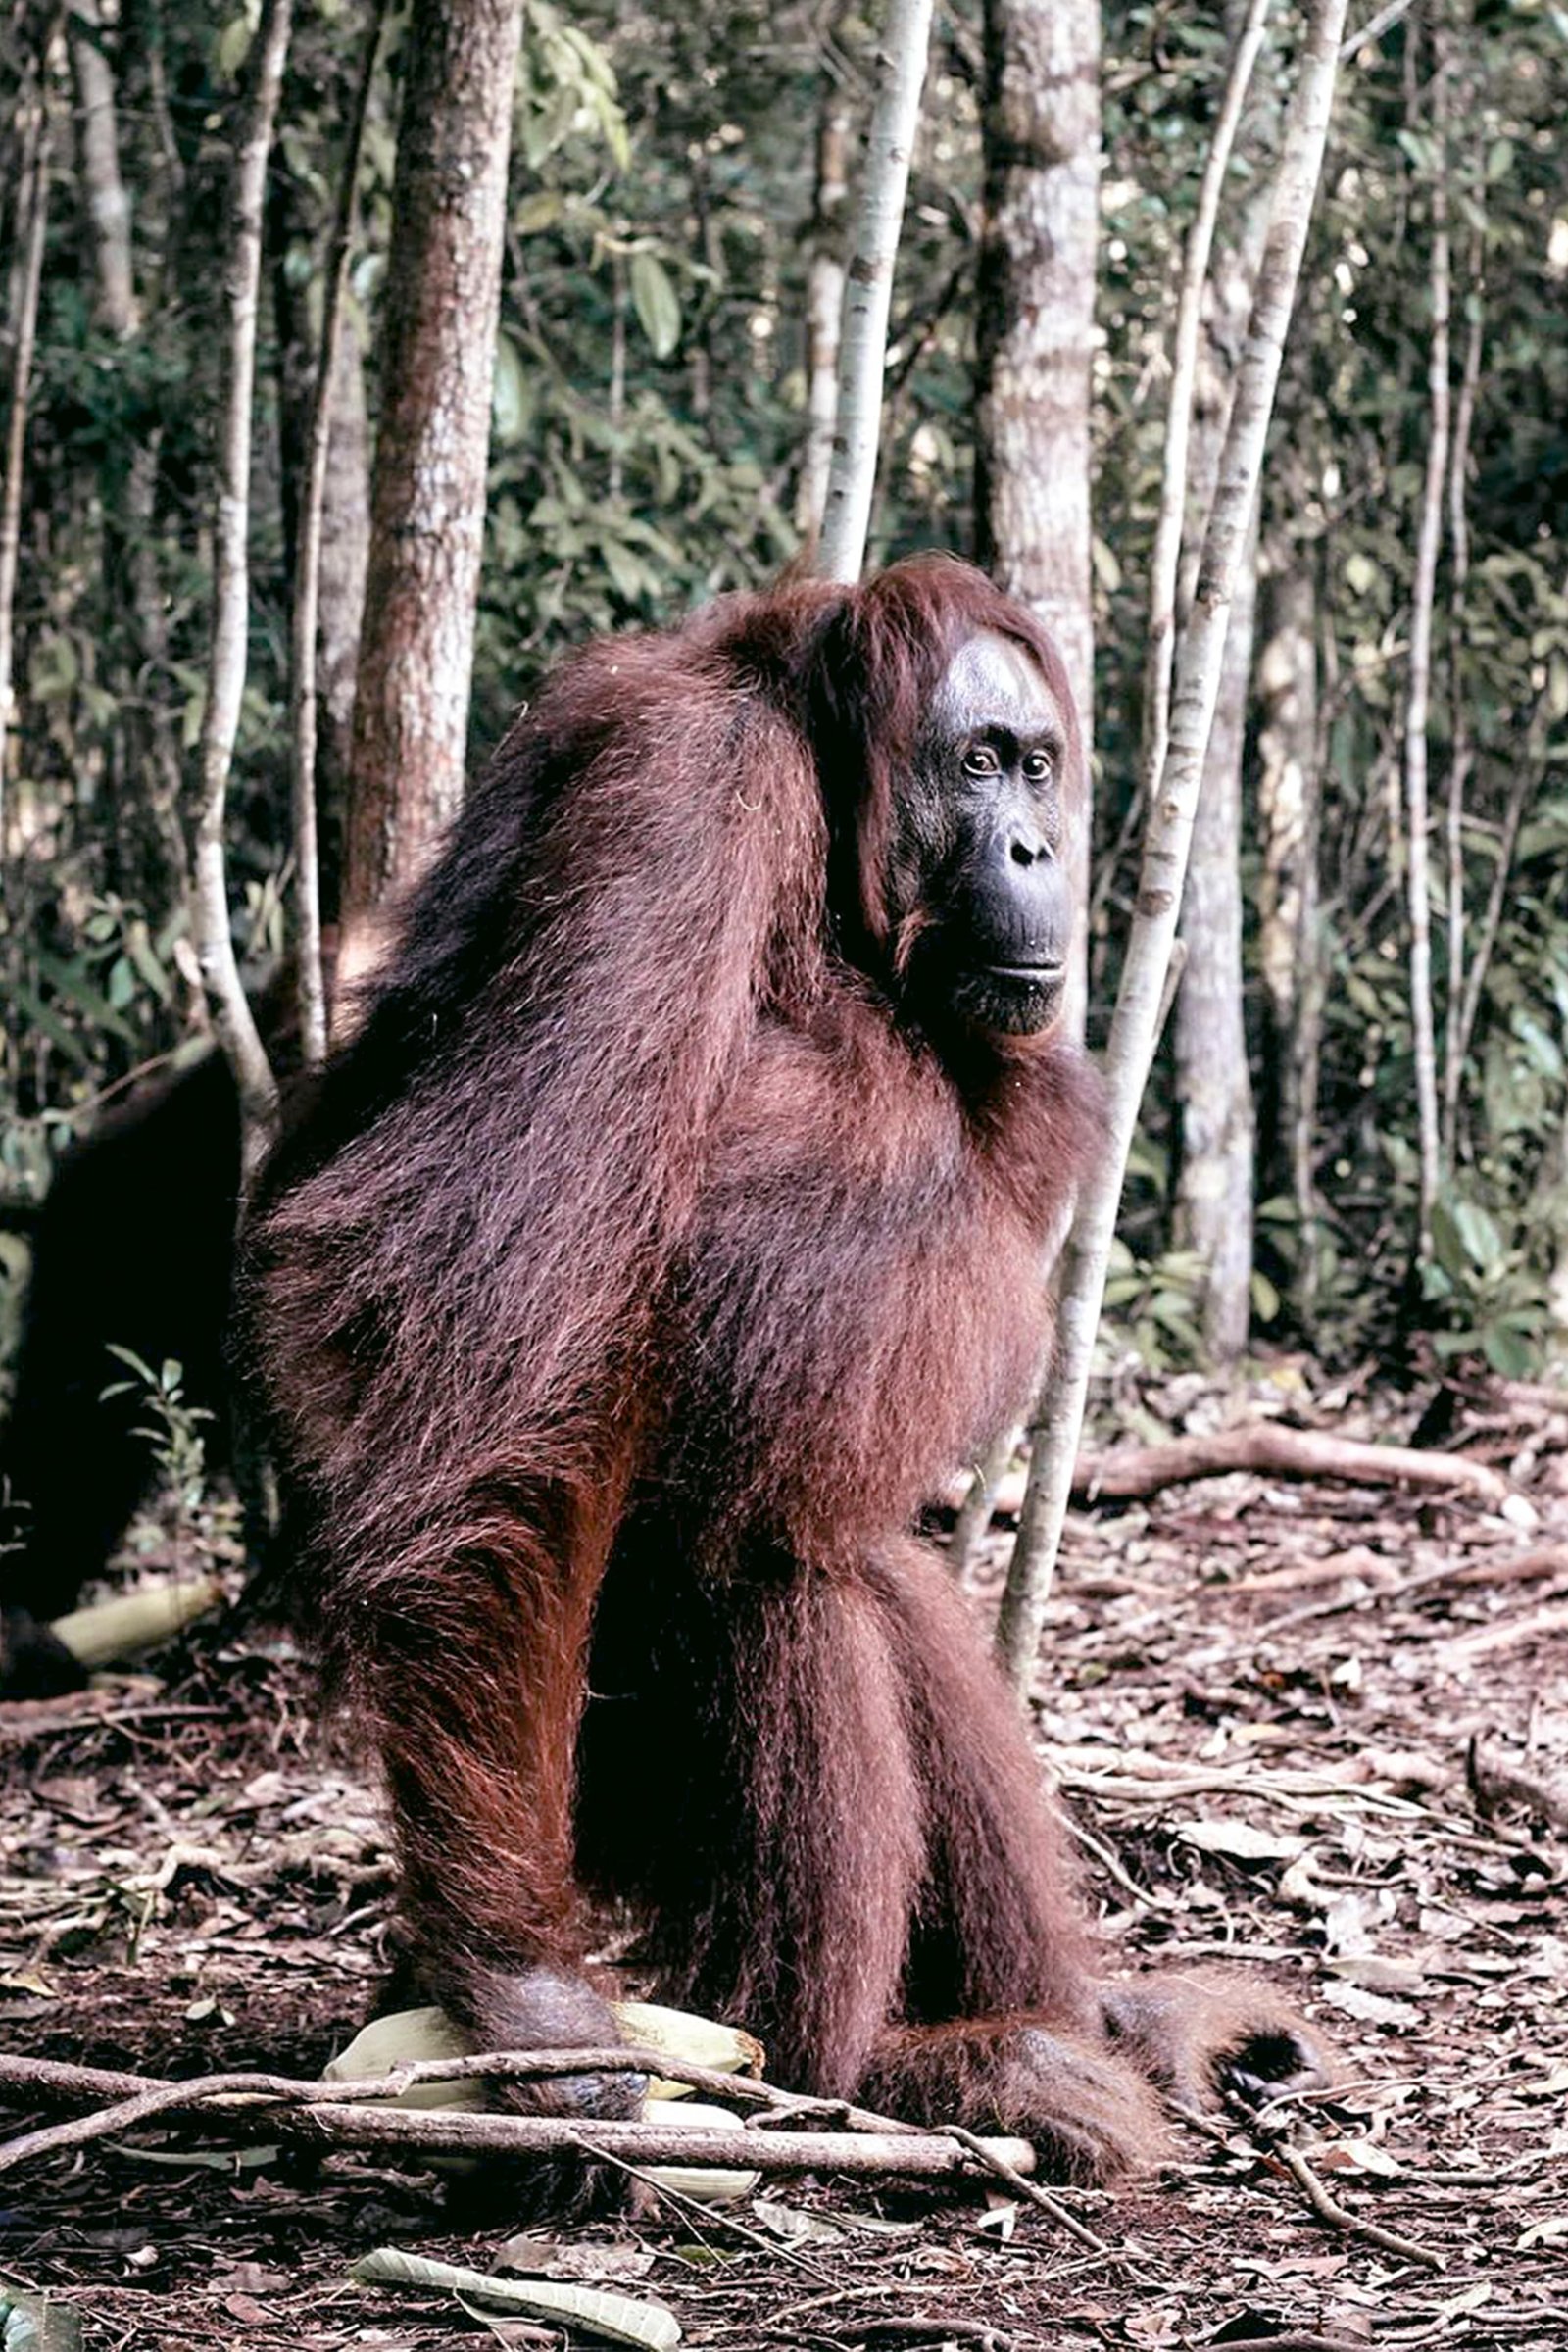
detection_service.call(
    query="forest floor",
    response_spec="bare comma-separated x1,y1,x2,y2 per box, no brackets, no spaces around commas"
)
1,1366,1565,2352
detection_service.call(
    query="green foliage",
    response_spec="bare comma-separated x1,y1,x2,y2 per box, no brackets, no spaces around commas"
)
1101,1239,1208,1372
100,1346,214,1519
3,0,1565,1392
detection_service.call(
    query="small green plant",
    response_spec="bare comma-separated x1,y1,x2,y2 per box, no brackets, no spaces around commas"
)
1100,1240,1208,1372
100,1346,214,1523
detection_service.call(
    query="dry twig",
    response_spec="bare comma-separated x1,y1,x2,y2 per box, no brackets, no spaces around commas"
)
0,2047,1036,2190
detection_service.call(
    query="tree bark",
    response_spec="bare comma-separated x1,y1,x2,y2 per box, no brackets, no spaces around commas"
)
316,314,370,837
816,0,936,584
289,0,385,1066
189,0,292,1177
997,0,1351,1690
1256,536,1323,1262
68,0,138,338
338,0,524,1002
1442,225,1483,1162
974,0,1101,1044
0,49,52,843
1171,171,1272,1365
1174,502,1258,1361
797,80,851,544
1402,19,1451,1256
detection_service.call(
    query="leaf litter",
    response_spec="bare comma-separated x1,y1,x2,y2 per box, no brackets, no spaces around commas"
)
0,1365,1564,2349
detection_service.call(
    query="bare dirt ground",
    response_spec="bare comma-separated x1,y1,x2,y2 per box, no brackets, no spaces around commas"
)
2,1369,1565,2352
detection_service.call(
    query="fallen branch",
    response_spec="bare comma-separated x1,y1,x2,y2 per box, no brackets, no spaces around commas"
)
1073,1422,1522,1508
1269,2140,1444,2270
944,1421,1526,1524
0,2048,1034,2186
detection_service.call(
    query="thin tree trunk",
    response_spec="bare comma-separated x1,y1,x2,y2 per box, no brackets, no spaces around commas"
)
1256,539,1322,1261
816,0,936,584
1454,749,1535,1078
316,314,370,837
1549,1106,1568,1352
1441,229,1483,1159
123,435,191,946
337,0,524,1004
989,0,1267,1530
798,81,851,543
1138,0,1273,833
1174,499,1259,1361
1170,153,1273,1365
607,250,626,506
68,0,138,338
1402,21,1451,1255
289,0,385,1068
973,0,1103,1045
0,54,50,842
946,1422,1019,1581
996,0,1351,1690
189,0,292,1179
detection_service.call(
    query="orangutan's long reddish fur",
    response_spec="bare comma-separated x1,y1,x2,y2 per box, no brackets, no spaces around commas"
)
242,557,1320,2186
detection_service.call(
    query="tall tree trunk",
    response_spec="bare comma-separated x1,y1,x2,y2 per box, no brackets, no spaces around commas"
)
1171,196,1268,1364
1402,20,1451,1258
1442,226,1484,1161
337,0,524,1002
816,0,936,585
270,183,371,841
1174,503,1258,1361
0,50,51,842
287,0,384,1066
797,81,851,543
189,0,292,1176
1549,1108,1568,1355
316,314,370,839
974,0,1100,1045
68,0,138,338
997,0,1350,1690
1256,535,1322,1285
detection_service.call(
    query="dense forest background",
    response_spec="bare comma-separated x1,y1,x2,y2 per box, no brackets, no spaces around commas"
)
1,0,1565,1402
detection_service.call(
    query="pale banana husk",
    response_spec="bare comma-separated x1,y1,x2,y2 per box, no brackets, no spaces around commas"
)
49,1574,224,1668
323,2001,765,2201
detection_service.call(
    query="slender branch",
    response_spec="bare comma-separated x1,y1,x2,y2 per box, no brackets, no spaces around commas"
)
997,0,1352,1689
1271,2139,1443,2268
816,0,936,582
1402,17,1451,1242
190,0,293,1178
0,39,52,837
0,2048,1037,2186
947,1422,1019,1581
1141,0,1273,804
289,0,386,1069
1441,221,1484,1158
1454,753,1533,1075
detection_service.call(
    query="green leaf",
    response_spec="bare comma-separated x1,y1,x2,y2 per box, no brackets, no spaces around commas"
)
491,334,535,445
1429,1197,1469,1286
1,2291,84,2352
514,189,564,236
8,983,91,1067
1450,1195,1504,1272
33,949,139,1045
215,14,253,82
601,535,650,603
1482,1322,1534,1379
629,252,681,360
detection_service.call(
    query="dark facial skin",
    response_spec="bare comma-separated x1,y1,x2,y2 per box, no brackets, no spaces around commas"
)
893,631,1073,1039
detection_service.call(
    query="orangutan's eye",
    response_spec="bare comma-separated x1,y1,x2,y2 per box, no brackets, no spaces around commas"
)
1022,750,1054,783
962,743,1001,777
